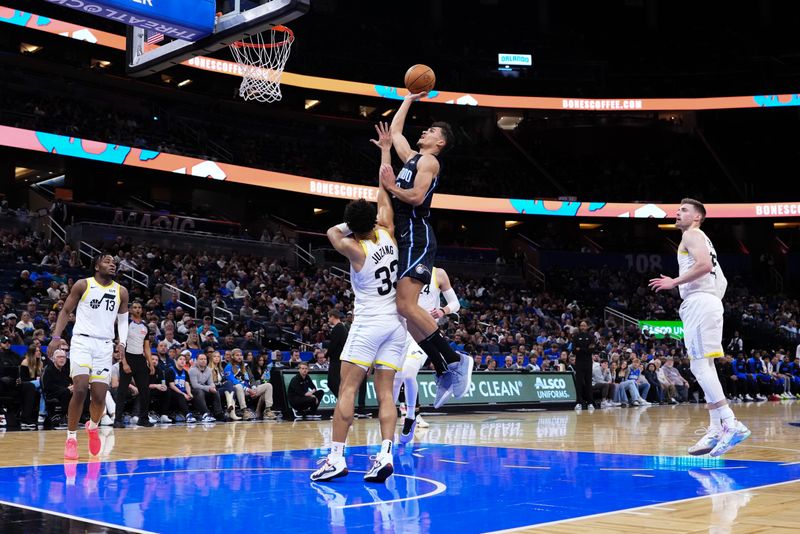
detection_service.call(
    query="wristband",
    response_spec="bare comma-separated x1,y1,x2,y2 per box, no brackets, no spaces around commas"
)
335,223,353,236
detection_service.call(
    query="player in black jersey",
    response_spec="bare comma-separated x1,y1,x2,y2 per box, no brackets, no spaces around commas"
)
375,94,472,408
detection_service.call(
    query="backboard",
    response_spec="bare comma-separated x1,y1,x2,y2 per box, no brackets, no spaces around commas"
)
125,0,309,77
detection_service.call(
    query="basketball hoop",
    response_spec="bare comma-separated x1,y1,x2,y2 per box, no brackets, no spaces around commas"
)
229,25,294,103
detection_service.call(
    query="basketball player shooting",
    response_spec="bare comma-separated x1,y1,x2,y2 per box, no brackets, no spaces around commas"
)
649,199,750,456
376,97,472,409
48,255,129,460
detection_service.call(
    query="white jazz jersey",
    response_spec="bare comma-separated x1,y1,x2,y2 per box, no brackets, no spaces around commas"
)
351,229,399,317
418,267,442,311
73,277,121,340
677,229,728,300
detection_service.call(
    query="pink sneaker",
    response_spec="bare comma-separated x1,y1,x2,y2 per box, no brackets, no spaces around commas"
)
64,437,78,460
85,421,101,456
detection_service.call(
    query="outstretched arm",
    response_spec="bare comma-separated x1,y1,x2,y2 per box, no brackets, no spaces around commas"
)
370,122,396,236
649,230,713,292
390,92,426,162
327,224,367,271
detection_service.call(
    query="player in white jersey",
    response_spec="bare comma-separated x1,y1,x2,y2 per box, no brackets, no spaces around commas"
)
394,267,461,443
311,164,405,484
650,198,749,456
48,254,129,460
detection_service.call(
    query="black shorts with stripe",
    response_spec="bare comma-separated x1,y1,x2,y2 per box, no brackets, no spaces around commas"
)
396,216,437,285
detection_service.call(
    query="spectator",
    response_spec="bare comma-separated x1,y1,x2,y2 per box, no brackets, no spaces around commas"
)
288,349,303,369
325,310,347,398
18,345,44,429
183,331,202,351
287,362,323,419
209,350,241,421
42,348,72,428
188,353,224,423
656,359,680,404
223,348,257,421
196,316,220,338
643,362,663,404
148,353,172,424
627,358,651,404
166,353,196,423
592,359,617,408
15,311,35,340
47,280,61,301
661,357,690,403
484,358,498,371
310,350,328,371
239,331,261,351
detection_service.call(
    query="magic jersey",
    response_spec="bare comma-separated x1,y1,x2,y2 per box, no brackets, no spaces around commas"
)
677,229,727,300
73,277,121,340
351,229,399,317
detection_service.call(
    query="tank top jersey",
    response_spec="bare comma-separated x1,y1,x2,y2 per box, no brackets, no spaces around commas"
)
126,319,149,355
677,229,728,300
418,267,442,311
351,228,399,317
391,153,440,220
73,277,121,340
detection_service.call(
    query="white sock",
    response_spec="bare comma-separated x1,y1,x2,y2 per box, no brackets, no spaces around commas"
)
330,441,345,459
380,439,393,457
87,419,99,431
67,430,77,440
709,408,722,432
712,405,736,427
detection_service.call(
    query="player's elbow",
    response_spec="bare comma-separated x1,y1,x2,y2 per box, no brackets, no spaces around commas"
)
697,261,713,274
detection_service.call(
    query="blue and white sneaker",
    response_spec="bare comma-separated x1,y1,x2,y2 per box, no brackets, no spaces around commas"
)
398,417,417,445
433,372,453,409
363,453,394,483
310,455,348,482
450,353,474,399
709,420,751,457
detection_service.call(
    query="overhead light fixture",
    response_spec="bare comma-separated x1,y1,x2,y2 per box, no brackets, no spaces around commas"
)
20,43,42,54
359,105,376,118
304,99,320,110
579,223,602,230
497,114,523,130
177,79,193,87
658,224,680,230
160,74,173,84
313,208,326,215
504,220,522,229
774,222,800,229
381,109,394,117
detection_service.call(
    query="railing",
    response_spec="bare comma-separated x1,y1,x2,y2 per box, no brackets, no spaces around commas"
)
604,306,640,332
294,243,316,266
163,283,198,319
48,216,66,245
769,268,784,293
330,265,351,284
213,304,235,326
281,327,315,351
525,262,546,289
78,241,149,289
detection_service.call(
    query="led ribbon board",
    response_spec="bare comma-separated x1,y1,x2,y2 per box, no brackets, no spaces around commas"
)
4,6,800,111
43,0,214,41
3,125,800,218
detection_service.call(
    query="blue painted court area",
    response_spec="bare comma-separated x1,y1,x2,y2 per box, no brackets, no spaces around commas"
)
1,445,799,533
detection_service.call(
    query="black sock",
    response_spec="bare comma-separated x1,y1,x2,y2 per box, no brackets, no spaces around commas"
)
418,337,447,375
428,331,461,365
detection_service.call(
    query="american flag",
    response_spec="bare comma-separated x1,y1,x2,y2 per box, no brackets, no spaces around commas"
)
145,30,164,45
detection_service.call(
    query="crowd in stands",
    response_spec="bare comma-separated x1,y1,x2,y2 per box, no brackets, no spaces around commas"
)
0,212,798,429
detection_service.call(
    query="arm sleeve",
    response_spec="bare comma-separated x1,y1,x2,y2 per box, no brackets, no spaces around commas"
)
442,288,460,314
117,313,129,347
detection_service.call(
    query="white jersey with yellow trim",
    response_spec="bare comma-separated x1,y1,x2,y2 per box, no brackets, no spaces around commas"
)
418,267,442,311
351,228,399,317
73,277,121,340
677,229,728,300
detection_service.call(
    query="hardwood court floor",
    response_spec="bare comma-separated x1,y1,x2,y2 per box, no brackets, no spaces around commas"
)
0,401,799,533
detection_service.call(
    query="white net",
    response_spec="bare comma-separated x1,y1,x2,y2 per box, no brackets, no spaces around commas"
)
229,25,294,103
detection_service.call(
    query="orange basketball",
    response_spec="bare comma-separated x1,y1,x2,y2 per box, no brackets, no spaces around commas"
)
404,64,436,94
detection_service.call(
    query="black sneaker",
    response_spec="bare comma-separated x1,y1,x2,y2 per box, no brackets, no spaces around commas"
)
113,421,126,428
135,418,154,428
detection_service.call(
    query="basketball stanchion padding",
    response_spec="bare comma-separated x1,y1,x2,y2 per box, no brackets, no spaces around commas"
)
229,25,294,103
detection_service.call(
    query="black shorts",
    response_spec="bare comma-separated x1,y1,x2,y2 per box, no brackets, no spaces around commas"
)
396,216,437,285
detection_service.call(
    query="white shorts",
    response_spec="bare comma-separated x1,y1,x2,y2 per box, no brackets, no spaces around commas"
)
679,293,724,360
70,335,114,385
398,334,428,379
341,314,406,371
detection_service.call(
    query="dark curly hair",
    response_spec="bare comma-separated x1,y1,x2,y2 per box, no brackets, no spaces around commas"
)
343,199,377,235
432,121,455,154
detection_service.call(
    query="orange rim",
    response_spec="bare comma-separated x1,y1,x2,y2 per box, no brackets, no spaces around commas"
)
231,25,294,49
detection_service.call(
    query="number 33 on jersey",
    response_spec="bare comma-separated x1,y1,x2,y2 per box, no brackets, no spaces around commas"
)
351,229,399,316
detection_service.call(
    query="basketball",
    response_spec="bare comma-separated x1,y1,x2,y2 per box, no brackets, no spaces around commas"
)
404,64,436,94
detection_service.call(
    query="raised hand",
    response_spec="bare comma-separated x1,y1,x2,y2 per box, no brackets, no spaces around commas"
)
370,121,392,151
379,163,396,190
405,91,428,101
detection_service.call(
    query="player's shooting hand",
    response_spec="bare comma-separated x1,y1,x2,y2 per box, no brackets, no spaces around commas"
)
379,163,396,190
648,275,677,292
405,91,428,101
370,122,392,151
